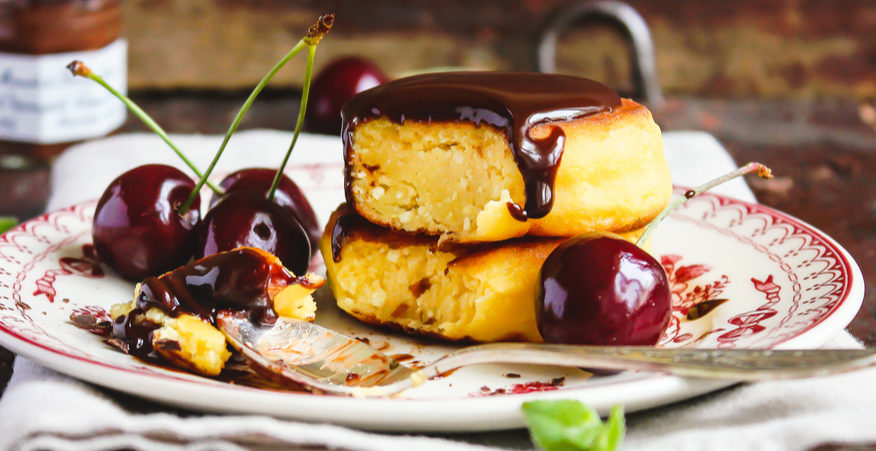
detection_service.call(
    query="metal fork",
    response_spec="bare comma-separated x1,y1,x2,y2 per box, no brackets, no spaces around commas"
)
216,311,876,397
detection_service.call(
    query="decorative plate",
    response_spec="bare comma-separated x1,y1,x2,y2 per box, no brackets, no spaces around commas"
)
0,190,863,432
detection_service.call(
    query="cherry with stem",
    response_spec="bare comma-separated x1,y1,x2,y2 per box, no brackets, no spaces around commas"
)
67,61,229,279
538,162,772,346
214,169,321,255
194,14,332,272
66,61,221,195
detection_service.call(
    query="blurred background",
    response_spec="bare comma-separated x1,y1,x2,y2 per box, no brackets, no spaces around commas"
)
124,1,874,98
0,0,875,387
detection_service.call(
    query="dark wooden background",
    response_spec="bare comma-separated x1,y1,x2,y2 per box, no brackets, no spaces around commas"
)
1,1,875,414
122,0,875,99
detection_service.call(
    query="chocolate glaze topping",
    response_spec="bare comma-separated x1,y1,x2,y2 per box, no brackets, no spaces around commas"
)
329,203,442,263
341,72,621,219
138,248,296,325
113,248,300,358
330,204,375,263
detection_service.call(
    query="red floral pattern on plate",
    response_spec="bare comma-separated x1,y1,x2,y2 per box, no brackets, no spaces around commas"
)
660,190,853,349
658,254,730,346
33,243,103,303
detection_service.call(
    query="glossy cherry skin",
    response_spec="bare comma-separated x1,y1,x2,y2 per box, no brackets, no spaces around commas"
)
196,191,311,276
304,56,388,135
213,168,320,253
537,233,671,346
92,164,200,281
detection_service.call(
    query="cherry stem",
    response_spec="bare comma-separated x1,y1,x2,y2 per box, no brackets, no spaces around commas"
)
268,44,317,201
65,61,222,195
304,13,334,46
177,40,309,215
178,14,333,214
636,162,773,246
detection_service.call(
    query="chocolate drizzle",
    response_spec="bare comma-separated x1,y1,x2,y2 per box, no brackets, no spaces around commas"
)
113,248,300,358
137,248,295,325
341,72,620,219
330,204,377,263
686,298,729,320
329,204,447,263
112,313,161,359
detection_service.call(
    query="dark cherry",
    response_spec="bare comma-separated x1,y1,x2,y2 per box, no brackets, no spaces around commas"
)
537,233,671,346
304,56,388,135
92,164,200,281
213,168,320,253
196,191,311,275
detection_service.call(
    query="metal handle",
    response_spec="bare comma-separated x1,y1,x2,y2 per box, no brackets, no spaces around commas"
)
536,0,664,109
426,344,876,382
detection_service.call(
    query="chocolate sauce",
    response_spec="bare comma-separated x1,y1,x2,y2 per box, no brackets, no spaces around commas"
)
132,352,310,392
136,248,296,326
329,203,409,263
432,367,460,380
390,353,415,362
506,202,528,221
113,248,301,358
58,243,104,278
686,298,729,320
341,72,620,219
330,204,372,262
112,310,161,358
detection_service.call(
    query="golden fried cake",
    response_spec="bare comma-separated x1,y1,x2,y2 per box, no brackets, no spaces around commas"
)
111,300,233,375
320,206,644,342
109,247,324,376
342,72,671,244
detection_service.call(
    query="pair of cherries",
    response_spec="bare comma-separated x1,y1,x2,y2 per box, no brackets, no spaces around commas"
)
92,165,319,281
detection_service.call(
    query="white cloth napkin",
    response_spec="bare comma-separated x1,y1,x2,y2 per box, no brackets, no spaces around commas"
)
0,130,870,451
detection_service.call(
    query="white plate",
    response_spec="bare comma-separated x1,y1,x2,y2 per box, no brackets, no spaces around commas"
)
0,190,864,432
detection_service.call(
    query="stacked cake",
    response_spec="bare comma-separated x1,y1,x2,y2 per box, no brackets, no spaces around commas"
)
319,72,671,343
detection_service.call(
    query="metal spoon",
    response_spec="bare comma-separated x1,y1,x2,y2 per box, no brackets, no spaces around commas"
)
216,311,876,397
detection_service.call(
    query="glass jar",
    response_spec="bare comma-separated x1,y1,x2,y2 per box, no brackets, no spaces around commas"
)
0,0,126,161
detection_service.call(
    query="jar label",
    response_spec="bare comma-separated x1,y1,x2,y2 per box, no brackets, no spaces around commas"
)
0,39,127,144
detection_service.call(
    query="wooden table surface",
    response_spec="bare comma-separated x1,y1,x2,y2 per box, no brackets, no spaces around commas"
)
1,92,874,404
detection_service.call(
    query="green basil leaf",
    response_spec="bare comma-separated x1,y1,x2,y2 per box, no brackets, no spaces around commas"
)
522,400,625,451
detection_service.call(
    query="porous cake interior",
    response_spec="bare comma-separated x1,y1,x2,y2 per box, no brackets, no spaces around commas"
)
347,118,524,241
322,234,545,342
